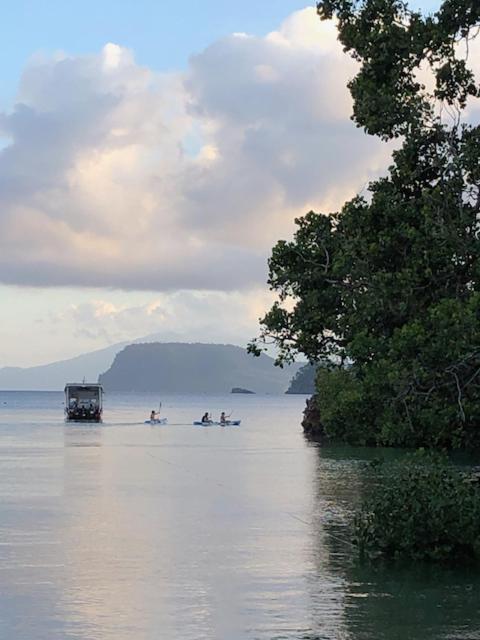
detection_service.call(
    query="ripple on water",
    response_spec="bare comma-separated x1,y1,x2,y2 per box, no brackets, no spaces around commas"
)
0,393,479,639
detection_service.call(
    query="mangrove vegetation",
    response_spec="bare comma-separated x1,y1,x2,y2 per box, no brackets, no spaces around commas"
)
250,0,480,450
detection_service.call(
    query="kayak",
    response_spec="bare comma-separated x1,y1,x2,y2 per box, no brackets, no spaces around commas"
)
193,420,241,426
144,418,167,425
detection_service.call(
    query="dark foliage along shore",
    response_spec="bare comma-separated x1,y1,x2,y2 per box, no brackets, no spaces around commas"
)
251,0,480,451
354,454,480,563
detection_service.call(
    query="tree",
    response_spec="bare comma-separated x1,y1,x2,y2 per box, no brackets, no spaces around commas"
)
249,0,480,448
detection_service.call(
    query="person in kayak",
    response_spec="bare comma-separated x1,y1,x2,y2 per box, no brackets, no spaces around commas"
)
201,412,211,424
150,410,158,421
220,412,227,425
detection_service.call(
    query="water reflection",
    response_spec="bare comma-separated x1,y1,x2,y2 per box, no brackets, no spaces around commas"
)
346,562,480,640
63,424,103,447
60,424,152,639
2,394,480,640
307,444,480,640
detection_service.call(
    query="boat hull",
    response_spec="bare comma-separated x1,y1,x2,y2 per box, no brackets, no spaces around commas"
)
193,420,241,426
65,414,102,423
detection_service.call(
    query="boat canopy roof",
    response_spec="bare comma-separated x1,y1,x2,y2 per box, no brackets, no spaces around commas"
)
64,383,104,395
65,382,103,389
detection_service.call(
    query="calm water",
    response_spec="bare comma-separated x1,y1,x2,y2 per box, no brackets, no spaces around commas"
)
0,391,479,639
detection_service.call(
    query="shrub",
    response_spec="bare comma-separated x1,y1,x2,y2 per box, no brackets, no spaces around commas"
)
353,455,480,563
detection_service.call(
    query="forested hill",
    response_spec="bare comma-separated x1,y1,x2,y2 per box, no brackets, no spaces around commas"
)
99,343,300,394
285,364,317,394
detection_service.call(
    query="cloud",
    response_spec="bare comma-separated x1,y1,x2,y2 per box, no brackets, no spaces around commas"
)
0,7,390,292
50,290,276,348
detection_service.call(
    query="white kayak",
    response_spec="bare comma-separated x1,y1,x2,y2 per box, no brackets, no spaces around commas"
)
193,420,241,426
144,417,167,425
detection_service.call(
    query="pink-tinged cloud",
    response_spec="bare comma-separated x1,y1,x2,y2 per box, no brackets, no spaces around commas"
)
0,8,390,292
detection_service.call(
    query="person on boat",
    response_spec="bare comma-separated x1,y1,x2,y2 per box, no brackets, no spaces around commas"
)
150,410,158,421
201,412,211,424
220,412,227,425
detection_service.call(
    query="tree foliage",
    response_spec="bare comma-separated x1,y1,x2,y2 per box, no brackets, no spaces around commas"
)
250,0,480,447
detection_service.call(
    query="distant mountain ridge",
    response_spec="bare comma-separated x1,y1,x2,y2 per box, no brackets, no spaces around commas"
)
0,343,127,391
0,331,175,391
99,342,299,394
0,337,300,392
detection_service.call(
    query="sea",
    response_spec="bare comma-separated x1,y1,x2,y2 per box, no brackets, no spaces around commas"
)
0,390,479,640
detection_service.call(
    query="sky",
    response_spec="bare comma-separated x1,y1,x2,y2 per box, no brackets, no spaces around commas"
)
0,0,447,367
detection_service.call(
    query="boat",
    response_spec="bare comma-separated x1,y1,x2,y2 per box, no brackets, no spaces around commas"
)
193,420,241,426
64,383,103,422
144,418,167,425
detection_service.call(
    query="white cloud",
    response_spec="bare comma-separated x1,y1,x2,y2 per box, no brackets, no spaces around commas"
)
0,7,390,293
48,289,276,350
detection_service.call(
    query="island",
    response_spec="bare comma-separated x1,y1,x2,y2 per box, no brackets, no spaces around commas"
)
99,342,300,394
285,364,317,394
